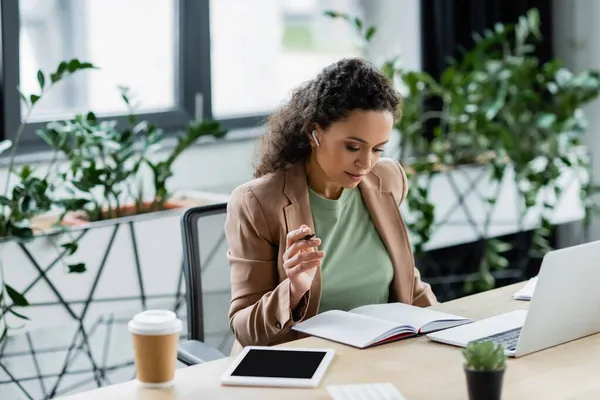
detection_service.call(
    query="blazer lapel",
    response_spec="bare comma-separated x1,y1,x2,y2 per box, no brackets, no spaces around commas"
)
282,162,315,234
282,163,321,317
359,172,415,304
279,163,415,316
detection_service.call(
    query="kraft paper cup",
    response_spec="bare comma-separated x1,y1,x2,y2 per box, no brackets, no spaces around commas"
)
128,310,182,388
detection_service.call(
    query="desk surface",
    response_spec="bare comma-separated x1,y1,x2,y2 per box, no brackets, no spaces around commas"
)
60,282,600,400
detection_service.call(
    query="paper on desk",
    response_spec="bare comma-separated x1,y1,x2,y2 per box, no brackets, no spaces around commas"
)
513,276,537,301
327,382,406,400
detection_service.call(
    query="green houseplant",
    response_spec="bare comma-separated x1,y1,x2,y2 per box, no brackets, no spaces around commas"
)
0,59,227,344
325,8,600,292
0,59,98,341
462,340,507,400
36,87,226,224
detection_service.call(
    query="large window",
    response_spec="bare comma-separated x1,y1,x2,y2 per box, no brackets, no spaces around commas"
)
1,0,421,150
19,0,178,121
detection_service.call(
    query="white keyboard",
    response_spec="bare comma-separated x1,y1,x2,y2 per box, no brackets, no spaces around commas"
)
327,383,406,400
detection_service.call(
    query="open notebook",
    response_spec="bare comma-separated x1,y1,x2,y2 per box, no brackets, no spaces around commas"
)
292,303,472,349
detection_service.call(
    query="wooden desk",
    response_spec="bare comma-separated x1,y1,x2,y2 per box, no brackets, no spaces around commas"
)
59,282,600,399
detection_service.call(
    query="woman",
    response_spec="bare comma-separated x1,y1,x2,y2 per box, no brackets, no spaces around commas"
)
225,57,437,354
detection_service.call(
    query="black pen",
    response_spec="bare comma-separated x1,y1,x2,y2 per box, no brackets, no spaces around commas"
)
302,233,315,241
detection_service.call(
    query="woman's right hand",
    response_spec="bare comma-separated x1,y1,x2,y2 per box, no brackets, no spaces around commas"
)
283,225,324,308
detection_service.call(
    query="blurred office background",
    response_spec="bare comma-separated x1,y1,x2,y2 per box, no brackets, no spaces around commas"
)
1,0,600,398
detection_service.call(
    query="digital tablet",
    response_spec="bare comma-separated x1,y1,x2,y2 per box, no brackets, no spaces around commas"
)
220,346,335,388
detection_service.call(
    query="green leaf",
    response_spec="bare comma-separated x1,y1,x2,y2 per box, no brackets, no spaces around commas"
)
5,285,29,306
36,128,58,147
61,241,79,256
365,26,377,42
527,8,541,38
37,70,45,90
121,93,130,106
57,61,68,74
68,59,81,72
489,253,509,269
0,196,11,206
50,73,61,84
484,82,507,120
559,156,572,167
68,263,86,273
72,181,91,193
463,340,506,371
381,60,396,80
491,162,506,181
19,164,33,180
0,327,7,343
498,130,516,151
490,239,512,253
323,10,349,20
30,94,40,106
9,308,30,320
354,17,363,30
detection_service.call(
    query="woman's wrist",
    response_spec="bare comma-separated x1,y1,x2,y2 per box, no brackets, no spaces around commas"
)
289,282,308,310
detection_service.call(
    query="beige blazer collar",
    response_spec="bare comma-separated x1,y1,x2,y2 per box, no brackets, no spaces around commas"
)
281,162,414,315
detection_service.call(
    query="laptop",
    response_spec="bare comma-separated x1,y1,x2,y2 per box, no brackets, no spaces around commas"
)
426,240,600,357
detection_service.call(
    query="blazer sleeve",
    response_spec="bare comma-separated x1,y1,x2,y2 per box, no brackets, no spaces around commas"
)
394,160,438,307
225,185,309,347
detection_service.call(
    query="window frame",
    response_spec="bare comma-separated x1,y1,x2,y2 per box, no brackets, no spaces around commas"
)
0,0,268,155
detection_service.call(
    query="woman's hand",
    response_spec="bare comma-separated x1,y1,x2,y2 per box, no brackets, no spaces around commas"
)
283,225,324,309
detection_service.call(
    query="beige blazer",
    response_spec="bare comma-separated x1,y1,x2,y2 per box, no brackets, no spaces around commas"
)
224,158,437,355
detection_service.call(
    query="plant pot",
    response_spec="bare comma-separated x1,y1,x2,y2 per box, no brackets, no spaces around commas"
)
464,367,505,400
61,198,196,226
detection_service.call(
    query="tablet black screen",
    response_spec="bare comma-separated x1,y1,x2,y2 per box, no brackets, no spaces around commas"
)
231,349,327,379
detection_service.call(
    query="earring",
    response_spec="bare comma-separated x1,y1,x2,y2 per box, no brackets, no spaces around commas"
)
311,130,320,147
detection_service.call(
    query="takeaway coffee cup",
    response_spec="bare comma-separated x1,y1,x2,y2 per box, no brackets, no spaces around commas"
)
128,310,182,388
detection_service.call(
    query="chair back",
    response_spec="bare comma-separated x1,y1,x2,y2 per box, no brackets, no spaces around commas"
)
181,203,233,354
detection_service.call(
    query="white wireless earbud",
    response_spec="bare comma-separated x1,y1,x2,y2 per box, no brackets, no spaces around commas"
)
311,130,320,147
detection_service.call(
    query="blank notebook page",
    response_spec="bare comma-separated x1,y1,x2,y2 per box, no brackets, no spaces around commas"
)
327,382,406,400
351,303,464,328
293,310,400,348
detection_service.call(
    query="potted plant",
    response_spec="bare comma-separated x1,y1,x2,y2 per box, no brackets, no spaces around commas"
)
462,340,507,400
0,59,229,342
0,59,99,340
325,8,600,294
36,86,227,226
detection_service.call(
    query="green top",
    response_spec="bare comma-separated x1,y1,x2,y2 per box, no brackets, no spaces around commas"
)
308,186,394,314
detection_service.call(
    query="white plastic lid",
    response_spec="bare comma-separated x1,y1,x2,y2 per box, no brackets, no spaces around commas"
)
128,310,182,335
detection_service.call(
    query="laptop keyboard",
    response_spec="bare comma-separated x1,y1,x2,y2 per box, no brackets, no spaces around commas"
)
471,327,522,351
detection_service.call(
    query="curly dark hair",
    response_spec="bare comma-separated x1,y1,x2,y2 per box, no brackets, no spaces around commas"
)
254,57,403,178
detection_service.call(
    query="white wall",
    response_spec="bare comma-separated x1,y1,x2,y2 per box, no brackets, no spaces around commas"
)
361,0,421,72
167,136,260,195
